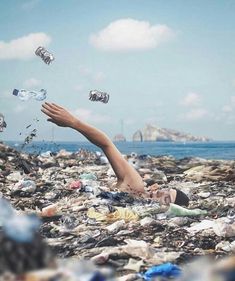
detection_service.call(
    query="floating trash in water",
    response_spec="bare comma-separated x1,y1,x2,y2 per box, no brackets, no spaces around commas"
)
0,113,7,132
89,90,109,104
35,46,55,65
13,89,47,101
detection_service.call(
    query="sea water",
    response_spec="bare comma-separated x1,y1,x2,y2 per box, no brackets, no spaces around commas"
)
5,141,235,160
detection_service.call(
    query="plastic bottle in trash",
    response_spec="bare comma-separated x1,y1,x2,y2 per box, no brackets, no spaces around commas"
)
13,89,47,101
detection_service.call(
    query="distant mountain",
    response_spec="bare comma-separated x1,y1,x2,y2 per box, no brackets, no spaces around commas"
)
133,124,211,142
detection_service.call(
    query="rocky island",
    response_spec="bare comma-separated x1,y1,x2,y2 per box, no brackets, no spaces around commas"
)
133,124,210,142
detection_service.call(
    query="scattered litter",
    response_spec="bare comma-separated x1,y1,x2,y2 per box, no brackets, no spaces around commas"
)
23,129,37,146
35,46,55,65
40,151,52,158
89,90,109,104
87,206,139,222
139,263,181,280
124,258,144,272
1,142,235,278
106,219,125,233
69,180,82,190
13,88,47,101
167,203,207,217
213,218,235,237
0,113,7,132
13,179,36,193
186,220,215,234
79,172,97,180
40,204,59,217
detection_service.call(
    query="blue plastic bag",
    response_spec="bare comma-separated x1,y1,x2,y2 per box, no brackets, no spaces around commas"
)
140,263,181,280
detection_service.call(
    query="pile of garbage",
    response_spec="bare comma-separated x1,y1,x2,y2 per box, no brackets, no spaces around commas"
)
0,141,235,280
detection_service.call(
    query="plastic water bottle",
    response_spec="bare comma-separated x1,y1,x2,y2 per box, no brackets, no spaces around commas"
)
13,89,47,101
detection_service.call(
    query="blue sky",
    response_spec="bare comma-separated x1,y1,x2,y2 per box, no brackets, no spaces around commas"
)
0,0,235,141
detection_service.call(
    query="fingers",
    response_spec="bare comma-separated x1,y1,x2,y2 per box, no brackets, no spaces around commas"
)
52,103,64,110
41,107,57,119
45,102,62,111
42,103,58,115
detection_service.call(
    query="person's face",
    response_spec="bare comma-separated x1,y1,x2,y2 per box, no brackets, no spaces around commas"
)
155,190,172,205
148,184,176,205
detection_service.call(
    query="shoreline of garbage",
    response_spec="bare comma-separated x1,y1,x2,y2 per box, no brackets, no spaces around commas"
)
0,141,235,280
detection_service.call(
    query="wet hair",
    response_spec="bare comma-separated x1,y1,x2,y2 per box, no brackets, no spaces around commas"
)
174,189,189,206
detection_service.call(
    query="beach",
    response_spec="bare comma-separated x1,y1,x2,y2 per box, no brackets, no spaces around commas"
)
0,141,235,279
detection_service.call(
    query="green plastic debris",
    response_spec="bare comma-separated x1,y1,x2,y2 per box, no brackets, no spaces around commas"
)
167,203,207,217
79,173,97,181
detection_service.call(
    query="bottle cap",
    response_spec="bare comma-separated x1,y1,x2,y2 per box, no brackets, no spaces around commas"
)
12,89,19,96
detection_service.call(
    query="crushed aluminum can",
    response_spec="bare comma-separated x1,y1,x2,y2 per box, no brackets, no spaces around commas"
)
0,113,7,132
35,46,55,65
89,90,109,104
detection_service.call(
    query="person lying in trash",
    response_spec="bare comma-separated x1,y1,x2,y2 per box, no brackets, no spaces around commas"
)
41,102,189,206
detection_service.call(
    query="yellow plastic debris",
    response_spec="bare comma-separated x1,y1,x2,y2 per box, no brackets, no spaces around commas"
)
87,207,139,222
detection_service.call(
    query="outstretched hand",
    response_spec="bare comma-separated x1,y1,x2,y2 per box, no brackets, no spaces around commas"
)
41,102,77,128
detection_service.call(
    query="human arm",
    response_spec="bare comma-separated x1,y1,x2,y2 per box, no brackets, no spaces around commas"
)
41,103,145,193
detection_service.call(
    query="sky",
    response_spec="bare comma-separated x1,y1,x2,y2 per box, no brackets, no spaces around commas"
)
0,0,235,141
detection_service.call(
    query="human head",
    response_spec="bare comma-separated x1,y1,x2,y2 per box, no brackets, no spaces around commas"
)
146,181,189,206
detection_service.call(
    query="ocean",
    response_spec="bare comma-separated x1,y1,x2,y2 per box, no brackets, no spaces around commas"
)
5,141,235,160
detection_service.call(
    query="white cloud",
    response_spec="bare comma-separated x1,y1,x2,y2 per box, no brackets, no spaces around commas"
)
90,18,175,51
231,96,235,105
0,33,51,60
183,108,208,121
222,105,233,113
13,104,27,113
93,72,106,83
124,118,136,125
23,78,41,88
73,108,111,124
0,90,11,99
22,0,41,10
181,92,201,107
74,85,84,92
79,66,91,76
222,96,235,113
79,66,106,83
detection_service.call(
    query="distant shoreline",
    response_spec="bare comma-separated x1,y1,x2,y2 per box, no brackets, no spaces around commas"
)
3,140,235,160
